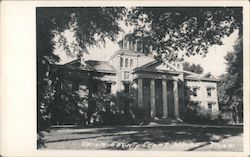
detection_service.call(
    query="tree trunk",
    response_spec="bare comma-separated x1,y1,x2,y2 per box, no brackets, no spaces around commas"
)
233,105,239,124
87,73,93,125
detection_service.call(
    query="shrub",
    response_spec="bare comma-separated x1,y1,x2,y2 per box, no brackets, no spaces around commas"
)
183,102,230,125
98,111,136,126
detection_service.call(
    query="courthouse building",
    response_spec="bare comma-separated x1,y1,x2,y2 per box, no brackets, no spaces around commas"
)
54,37,220,120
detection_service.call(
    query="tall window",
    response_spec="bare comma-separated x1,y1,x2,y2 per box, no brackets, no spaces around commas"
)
125,58,129,67
208,103,213,111
137,41,142,52
106,83,112,93
124,83,129,93
124,71,130,80
120,57,123,67
130,59,133,68
193,87,198,97
207,88,212,97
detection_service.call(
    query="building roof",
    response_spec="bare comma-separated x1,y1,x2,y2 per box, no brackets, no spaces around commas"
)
109,49,148,60
132,60,181,75
85,60,116,73
63,59,94,71
184,71,220,82
62,58,116,74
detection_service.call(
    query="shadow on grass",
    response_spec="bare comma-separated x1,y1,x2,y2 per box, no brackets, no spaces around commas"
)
40,125,243,150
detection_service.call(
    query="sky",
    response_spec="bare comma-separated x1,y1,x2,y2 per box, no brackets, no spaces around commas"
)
55,21,239,77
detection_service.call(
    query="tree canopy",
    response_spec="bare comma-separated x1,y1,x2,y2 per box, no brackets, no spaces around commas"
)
37,7,126,64
36,7,243,131
218,37,243,123
126,7,242,61
37,7,126,131
183,62,204,74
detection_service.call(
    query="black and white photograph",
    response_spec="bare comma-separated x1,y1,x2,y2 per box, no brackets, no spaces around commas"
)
0,1,249,156
36,6,245,151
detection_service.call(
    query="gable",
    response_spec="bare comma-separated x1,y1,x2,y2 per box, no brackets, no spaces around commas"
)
201,73,218,80
63,59,94,71
200,72,220,81
136,60,178,72
153,62,177,71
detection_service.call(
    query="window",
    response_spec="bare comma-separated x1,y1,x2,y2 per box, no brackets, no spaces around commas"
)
125,58,129,67
193,102,200,106
177,64,180,69
124,41,127,49
106,101,111,112
62,80,73,91
124,71,130,80
124,83,129,93
208,103,213,111
143,80,150,95
130,59,133,68
137,42,142,52
106,83,112,93
120,57,123,67
207,88,212,97
193,87,198,97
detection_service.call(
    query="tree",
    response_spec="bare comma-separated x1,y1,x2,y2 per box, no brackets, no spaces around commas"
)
37,7,126,131
183,62,204,74
218,37,243,123
126,7,242,62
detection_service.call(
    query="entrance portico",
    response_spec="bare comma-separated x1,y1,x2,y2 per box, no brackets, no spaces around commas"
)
134,71,181,120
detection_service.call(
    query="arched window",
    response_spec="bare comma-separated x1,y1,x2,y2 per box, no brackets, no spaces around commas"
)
120,57,123,67
130,59,133,67
177,64,180,69
125,58,129,67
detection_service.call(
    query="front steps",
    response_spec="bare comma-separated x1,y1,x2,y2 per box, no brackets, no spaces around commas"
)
139,117,185,126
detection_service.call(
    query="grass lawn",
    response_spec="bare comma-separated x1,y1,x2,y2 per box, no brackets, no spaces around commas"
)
39,124,243,151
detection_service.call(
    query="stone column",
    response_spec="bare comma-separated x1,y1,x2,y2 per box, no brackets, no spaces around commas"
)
150,79,156,118
134,40,138,52
123,39,126,49
138,78,143,108
162,80,168,118
173,80,179,118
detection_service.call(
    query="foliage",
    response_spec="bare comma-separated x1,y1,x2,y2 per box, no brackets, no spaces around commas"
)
183,62,204,74
218,37,243,123
37,7,126,62
37,7,126,131
37,7,243,130
126,7,242,61
183,102,231,124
